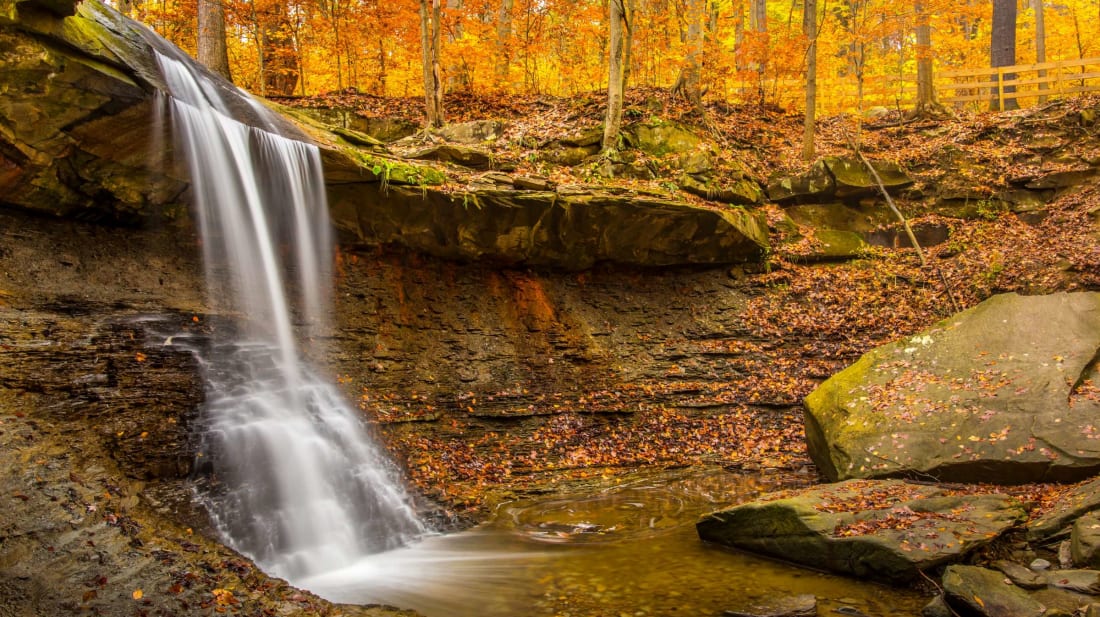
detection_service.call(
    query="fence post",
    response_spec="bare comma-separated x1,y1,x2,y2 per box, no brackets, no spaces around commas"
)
997,67,1005,110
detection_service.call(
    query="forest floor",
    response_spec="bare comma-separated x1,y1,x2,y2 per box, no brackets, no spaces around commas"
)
285,89,1100,526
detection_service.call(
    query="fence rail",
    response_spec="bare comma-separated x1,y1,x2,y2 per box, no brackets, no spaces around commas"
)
726,57,1100,115
939,57,1100,109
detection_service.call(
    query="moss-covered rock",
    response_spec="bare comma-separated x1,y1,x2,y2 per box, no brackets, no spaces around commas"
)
678,174,764,205
792,229,869,262
942,566,1046,617
544,144,599,166
437,119,507,144
823,156,914,200
407,143,493,169
697,479,1025,584
767,156,913,204
766,160,835,203
557,127,603,148
625,121,702,156
805,292,1100,483
784,202,895,232
679,150,714,175
1073,513,1100,568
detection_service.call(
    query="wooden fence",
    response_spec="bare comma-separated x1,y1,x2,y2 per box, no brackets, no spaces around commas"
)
730,57,1100,115
939,57,1100,110
735,75,917,114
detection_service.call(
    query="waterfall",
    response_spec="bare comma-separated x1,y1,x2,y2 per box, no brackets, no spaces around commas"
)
153,50,428,582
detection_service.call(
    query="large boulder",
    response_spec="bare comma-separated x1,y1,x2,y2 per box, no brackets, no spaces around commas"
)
942,565,1046,617
1,0,176,219
823,156,914,200
766,156,913,204
407,143,492,169
805,292,1100,483
679,174,764,205
1029,477,1100,542
1074,513,1100,568
436,119,507,144
696,479,1025,584
790,229,870,262
625,121,701,156
767,160,835,203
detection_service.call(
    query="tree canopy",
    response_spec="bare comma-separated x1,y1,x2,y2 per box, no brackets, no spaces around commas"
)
127,0,1091,116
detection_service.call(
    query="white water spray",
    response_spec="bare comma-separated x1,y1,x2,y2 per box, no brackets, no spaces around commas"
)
154,50,428,582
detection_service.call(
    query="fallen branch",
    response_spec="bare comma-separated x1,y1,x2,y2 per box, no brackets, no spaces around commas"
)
916,569,963,617
843,131,961,314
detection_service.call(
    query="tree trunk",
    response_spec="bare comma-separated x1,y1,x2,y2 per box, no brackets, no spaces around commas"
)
197,0,232,81
260,3,300,96
750,0,766,33
420,0,445,127
840,0,865,109
318,0,343,89
910,0,944,116
734,0,745,71
1034,0,1047,103
375,37,387,96
750,0,767,105
990,0,1018,111
445,0,471,92
602,0,626,154
622,0,635,90
672,0,705,115
494,0,514,89
802,0,816,161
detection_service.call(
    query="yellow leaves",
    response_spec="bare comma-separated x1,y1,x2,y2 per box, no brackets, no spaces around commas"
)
134,352,147,362
212,588,236,606
131,589,143,600
973,594,985,608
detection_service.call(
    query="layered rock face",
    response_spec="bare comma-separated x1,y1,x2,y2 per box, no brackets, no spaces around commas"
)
329,185,767,269
0,213,422,617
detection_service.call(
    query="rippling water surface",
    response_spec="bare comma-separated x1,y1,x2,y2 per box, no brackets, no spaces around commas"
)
303,467,929,616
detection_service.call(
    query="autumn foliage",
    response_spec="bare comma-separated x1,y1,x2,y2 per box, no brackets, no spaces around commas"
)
123,0,1100,114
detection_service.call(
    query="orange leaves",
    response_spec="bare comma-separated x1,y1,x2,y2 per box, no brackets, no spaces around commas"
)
392,397,812,511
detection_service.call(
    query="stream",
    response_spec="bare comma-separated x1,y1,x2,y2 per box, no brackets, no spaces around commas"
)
302,467,929,616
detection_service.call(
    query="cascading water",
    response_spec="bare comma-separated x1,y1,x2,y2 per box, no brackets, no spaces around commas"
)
152,49,428,582
141,34,927,617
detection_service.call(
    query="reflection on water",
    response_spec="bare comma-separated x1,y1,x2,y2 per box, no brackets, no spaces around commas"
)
302,468,929,617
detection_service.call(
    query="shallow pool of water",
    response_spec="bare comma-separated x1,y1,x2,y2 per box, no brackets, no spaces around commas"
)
302,468,929,616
